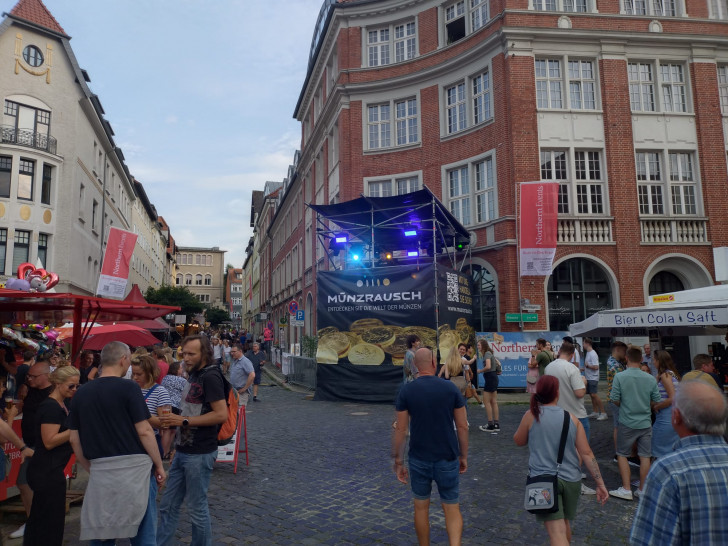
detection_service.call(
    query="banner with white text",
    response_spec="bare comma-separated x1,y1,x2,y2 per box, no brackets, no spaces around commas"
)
96,227,138,299
519,181,559,276
475,331,569,388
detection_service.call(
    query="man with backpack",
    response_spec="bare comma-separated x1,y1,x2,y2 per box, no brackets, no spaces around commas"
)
158,335,228,546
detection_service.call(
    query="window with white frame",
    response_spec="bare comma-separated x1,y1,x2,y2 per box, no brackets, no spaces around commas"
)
719,66,728,115
629,61,688,113
473,71,491,124
536,60,564,108
534,0,588,11
625,0,678,15
366,21,416,67
709,0,728,18
668,152,697,215
541,150,606,215
661,64,687,112
629,63,655,111
367,175,421,197
446,83,467,133
444,70,492,135
444,0,490,45
535,58,599,110
445,155,497,226
635,151,698,215
367,98,419,150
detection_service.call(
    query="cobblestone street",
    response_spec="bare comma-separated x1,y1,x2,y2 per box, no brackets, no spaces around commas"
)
3,380,638,545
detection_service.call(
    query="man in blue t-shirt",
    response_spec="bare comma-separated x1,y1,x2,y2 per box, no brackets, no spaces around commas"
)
392,347,468,545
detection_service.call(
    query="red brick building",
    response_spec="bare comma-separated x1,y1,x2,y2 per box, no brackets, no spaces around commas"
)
264,0,728,349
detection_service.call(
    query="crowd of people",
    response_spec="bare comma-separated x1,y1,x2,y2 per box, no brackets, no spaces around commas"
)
393,339,728,546
0,327,266,546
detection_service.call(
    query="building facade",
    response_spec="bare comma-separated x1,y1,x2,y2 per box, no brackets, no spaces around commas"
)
225,266,243,326
175,246,226,309
260,0,728,350
129,179,168,294
0,0,174,297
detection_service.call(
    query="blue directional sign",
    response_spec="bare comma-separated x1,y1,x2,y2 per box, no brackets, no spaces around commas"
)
296,310,305,321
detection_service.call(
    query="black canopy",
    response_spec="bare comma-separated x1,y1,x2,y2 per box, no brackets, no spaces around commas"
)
308,187,471,249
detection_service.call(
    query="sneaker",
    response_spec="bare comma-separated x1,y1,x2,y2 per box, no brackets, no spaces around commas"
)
253,397,260,402
634,488,643,498
587,412,599,418
581,472,587,480
597,413,609,421
627,456,641,467
613,455,619,463
581,484,597,495
494,423,500,432
479,424,497,433
480,403,485,408
10,524,25,539
609,487,633,501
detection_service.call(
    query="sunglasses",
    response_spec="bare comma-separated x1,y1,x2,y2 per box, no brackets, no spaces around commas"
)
65,384,80,390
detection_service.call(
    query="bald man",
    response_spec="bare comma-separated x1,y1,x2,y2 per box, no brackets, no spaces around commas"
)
631,381,728,545
392,348,468,546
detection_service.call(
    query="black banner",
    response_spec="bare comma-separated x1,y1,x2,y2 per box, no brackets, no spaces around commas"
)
436,268,476,362
314,264,474,403
315,264,435,402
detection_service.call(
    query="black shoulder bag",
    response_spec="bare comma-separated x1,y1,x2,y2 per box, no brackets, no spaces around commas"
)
524,410,570,514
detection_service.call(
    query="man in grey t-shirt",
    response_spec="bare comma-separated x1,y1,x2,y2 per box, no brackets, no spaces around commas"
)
229,343,255,406
583,338,607,420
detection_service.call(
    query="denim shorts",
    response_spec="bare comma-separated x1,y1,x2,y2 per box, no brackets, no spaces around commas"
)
408,456,460,504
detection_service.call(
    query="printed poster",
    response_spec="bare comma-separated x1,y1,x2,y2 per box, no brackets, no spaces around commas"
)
96,227,138,299
475,331,569,388
519,182,558,276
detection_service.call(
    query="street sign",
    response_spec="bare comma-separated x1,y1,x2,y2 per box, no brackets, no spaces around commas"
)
505,313,538,323
295,310,305,321
521,304,542,311
288,300,299,315
291,319,304,327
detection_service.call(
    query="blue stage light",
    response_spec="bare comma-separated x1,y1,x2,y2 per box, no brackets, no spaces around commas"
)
352,253,360,261
404,229,417,237
407,250,419,257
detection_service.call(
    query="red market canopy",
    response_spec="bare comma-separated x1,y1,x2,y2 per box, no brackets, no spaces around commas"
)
66,323,161,350
0,289,179,359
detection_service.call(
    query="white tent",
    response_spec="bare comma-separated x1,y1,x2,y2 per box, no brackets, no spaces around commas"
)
569,286,728,337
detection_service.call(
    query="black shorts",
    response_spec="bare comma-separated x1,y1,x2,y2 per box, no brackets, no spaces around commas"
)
253,366,262,385
483,372,499,392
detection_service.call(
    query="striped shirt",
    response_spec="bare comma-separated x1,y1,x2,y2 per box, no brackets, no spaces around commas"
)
630,434,728,545
140,384,172,417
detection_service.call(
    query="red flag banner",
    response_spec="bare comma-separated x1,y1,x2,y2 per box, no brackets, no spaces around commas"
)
519,182,559,277
96,227,138,299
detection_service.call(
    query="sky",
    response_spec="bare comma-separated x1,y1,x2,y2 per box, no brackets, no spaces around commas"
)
17,0,324,267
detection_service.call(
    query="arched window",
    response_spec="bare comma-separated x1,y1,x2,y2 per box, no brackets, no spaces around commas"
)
204,274,212,286
195,274,203,285
548,258,612,331
185,274,192,285
463,264,497,332
648,271,684,295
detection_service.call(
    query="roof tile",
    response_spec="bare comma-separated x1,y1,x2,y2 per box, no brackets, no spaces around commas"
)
9,0,67,37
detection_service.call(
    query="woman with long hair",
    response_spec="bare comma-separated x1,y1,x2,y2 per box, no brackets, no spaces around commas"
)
651,350,681,458
514,376,608,545
24,366,81,546
438,345,467,393
477,338,501,433
131,354,173,457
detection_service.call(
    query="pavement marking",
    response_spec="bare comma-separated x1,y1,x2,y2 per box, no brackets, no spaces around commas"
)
349,411,369,415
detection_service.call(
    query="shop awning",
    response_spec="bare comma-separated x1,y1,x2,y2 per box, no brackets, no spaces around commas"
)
569,303,728,337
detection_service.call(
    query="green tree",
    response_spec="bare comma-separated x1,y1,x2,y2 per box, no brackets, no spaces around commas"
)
145,285,204,318
205,307,231,326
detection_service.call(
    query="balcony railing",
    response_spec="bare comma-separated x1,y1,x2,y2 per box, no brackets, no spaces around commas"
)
640,218,709,244
557,218,614,244
1,125,57,154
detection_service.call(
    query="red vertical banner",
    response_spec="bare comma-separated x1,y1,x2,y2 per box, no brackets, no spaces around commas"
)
96,227,138,299
519,182,559,276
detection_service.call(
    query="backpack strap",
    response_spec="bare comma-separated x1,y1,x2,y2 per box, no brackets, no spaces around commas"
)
556,410,571,467
143,384,158,401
